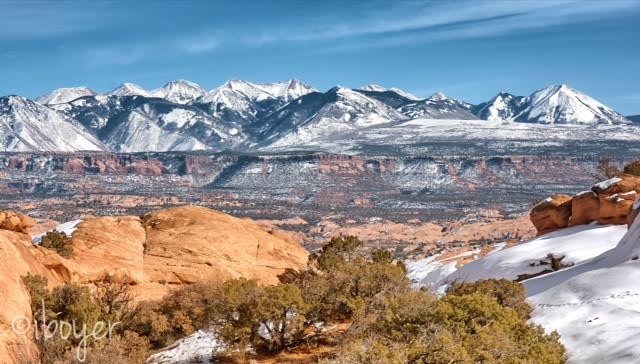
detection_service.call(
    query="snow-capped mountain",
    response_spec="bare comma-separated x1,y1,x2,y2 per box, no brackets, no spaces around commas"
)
152,80,207,104
478,85,630,125
49,94,130,132
110,83,153,98
99,99,244,152
0,96,105,151
399,92,478,120
360,84,421,100
37,86,97,105
253,86,407,147
515,84,629,125
1,80,636,152
474,92,527,122
194,79,315,126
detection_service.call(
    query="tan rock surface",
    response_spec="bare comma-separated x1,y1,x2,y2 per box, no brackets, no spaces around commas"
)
598,191,637,225
569,192,600,226
140,206,308,300
0,230,63,364
0,211,35,234
530,195,573,235
0,205,309,362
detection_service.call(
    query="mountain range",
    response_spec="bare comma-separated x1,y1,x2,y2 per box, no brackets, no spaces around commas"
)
0,80,635,152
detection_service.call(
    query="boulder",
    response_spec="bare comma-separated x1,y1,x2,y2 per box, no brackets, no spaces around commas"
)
592,174,640,195
533,174,640,235
530,195,573,235
569,191,600,226
598,191,637,225
0,212,35,234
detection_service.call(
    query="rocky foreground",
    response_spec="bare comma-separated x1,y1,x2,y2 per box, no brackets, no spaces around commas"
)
0,206,308,363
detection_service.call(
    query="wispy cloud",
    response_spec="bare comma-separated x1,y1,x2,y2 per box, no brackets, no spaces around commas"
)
175,31,221,54
0,1,116,39
82,0,640,65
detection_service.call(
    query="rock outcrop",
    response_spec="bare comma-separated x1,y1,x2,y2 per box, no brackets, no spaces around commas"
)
531,174,640,235
530,195,573,235
0,211,35,234
0,205,308,363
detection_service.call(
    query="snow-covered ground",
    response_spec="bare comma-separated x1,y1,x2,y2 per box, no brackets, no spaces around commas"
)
407,221,640,364
262,118,640,153
448,224,627,283
147,330,221,364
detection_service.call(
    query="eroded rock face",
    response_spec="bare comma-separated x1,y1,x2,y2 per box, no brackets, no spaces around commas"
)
533,174,640,235
0,227,63,364
570,191,600,226
530,195,573,235
0,205,309,363
0,211,35,234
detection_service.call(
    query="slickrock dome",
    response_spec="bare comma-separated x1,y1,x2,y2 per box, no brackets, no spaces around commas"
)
0,205,308,363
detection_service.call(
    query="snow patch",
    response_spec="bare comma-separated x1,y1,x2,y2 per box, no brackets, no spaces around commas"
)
32,220,82,244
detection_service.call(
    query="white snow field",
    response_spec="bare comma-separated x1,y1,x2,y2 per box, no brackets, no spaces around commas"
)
525,218,640,364
448,224,627,283
407,219,640,363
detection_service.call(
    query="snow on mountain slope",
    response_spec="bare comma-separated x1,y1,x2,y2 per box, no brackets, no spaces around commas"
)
0,96,105,151
360,84,421,100
36,86,97,105
152,80,207,104
252,79,316,102
99,99,242,152
110,83,152,97
515,84,630,125
254,86,408,147
32,220,82,244
194,79,315,128
474,92,527,122
399,92,479,120
49,94,130,132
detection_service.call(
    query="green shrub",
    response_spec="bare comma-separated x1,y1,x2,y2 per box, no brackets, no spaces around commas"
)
327,289,565,364
624,160,640,176
447,278,532,319
40,231,74,258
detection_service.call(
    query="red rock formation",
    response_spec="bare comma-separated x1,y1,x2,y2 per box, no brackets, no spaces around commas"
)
533,174,640,235
530,195,573,235
0,205,308,363
0,211,35,234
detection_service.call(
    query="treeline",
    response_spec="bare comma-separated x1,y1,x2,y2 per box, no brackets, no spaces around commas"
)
22,236,566,363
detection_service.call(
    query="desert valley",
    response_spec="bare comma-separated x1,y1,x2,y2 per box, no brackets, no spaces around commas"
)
5,0,640,362
0,77,639,363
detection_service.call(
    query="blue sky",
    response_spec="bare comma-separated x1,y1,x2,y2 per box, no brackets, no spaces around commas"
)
1,0,639,114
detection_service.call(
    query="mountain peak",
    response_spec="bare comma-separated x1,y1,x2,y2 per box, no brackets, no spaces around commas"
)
154,80,207,104
428,92,449,101
517,84,629,125
361,84,387,92
110,83,151,97
37,86,97,105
